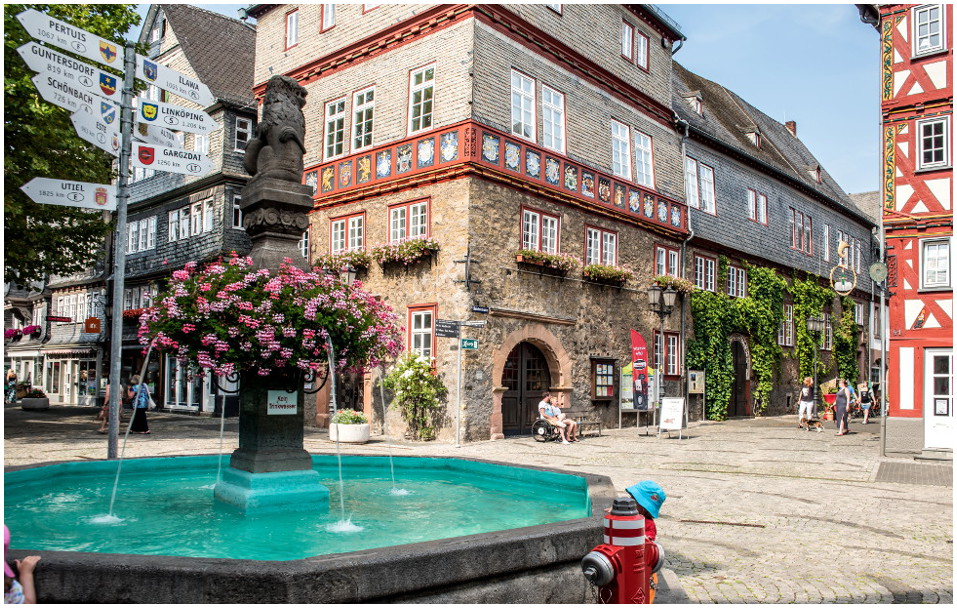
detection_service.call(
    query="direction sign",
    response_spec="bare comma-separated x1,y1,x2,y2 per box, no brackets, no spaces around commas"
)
461,338,479,350
21,178,116,212
471,306,490,314
131,142,212,177
461,320,487,328
18,42,122,103
135,55,215,107
17,9,122,69
435,319,460,339
135,97,216,134
133,122,183,149
71,106,121,156
31,73,105,114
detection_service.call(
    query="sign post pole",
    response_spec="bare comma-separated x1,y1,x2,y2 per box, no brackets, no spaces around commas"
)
106,42,136,459
455,341,462,448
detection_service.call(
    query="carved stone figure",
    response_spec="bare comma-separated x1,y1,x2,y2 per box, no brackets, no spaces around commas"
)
243,75,307,183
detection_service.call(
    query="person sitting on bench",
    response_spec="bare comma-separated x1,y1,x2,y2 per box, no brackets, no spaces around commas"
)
538,392,578,444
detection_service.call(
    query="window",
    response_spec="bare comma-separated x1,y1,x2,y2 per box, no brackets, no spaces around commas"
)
854,301,864,325
509,70,536,141
390,200,429,242
747,189,768,225
193,133,209,155
191,202,202,236
822,313,833,351
331,213,364,253
873,303,881,339
123,285,153,311
235,118,252,151
685,157,715,214
789,208,813,255
823,224,830,262
916,116,950,170
922,238,951,288
408,64,435,134
325,98,347,160
913,4,944,56
522,208,559,254
232,195,243,229
727,265,747,298
321,4,336,31
179,206,190,239
778,304,794,347
611,120,631,180
694,255,716,292
653,331,680,376
685,95,702,115
285,9,298,49
621,22,634,61
635,31,649,70
131,166,154,182
633,130,654,188
298,228,310,260
585,226,617,266
546,3,562,14
128,220,138,253
353,87,375,151
541,85,565,153
655,245,680,278
138,218,149,252
592,359,616,400
409,306,435,358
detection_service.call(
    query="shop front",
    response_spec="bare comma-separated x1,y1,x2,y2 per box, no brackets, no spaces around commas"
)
42,348,102,406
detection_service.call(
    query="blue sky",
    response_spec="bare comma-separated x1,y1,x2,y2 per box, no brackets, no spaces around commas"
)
134,3,881,195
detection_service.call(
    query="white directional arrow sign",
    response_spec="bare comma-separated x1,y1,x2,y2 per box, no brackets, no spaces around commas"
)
17,42,122,103
71,106,121,157
21,178,117,211
17,9,122,69
135,97,217,134
135,55,215,107
133,122,184,149
31,73,108,115
132,142,212,177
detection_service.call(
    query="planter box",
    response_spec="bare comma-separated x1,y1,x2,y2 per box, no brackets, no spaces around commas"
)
329,423,370,444
21,397,50,411
582,272,628,287
515,255,569,277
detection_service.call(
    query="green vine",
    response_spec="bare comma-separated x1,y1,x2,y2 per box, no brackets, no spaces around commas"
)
834,296,860,383
789,273,833,380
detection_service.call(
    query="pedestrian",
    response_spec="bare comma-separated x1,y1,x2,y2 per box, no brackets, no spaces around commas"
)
858,382,873,424
6,369,18,404
834,379,851,436
797,376,815,428
96,382,116,433
4,525,40,604
126,375,151,434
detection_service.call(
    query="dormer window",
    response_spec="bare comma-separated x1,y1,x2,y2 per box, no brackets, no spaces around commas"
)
807,166,821,183
684,93,702,115
149,12,166,43
746,130,762,148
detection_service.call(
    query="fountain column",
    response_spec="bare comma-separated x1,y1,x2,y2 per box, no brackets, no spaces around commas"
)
213,75,329,514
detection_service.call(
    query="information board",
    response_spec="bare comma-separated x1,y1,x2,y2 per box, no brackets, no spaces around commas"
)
266,390,297,415
688,370,705,394
659,398,684,431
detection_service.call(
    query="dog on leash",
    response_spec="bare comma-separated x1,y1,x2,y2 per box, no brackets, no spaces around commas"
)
799,417,823,432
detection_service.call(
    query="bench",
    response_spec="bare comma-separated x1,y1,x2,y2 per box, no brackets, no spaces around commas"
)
567,412,602,438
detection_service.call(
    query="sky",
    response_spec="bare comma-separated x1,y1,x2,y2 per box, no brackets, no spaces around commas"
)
133,3,881,195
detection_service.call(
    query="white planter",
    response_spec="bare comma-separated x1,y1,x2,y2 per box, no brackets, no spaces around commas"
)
329,422,370,444
21,397,50,411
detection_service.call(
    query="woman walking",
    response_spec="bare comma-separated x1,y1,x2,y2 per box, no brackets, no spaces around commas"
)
127,375,151,434
834,379,851,436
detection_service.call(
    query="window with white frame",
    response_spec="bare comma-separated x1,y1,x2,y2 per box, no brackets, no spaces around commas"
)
128,217,156,253
522,208,559,254
855,301,864,325
823,313,833,350
685,157,715,214
585,226,617,266
916,116,950,170
777,304,794,347
872,303,881,339
922,238,951,288
122,285,153,311
190,202,202,236
298,228,310,259
635,30,649,70
285,9,298,48
409,64,435,134
131,165,155,182
192,133,209,155
790,208,813,255
727,265,747,298
653,331,680,376
633,130,654,188
823,224,830,262
655,245,680,278
235,117,252,151
232,195,243,229
541,85,565,153
203,200,214,233
168,209,179,241
621,21,634,60
325,98,346,160
747,189,768,225
330,214,364,253
409,306,434,358
694,255,716,292
611,120,632,180
546,3,562,13
352,87,375,150
510,70,535,141
913,4,944,56
390,200,428,243
321,4,336,31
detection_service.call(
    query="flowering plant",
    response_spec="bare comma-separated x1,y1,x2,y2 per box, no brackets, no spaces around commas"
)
583,263,634,284
331,408,368,424
139,254,404,378
653,275,695,294
23,388,47,398
515,249,581,273
22,325,42,336
382,352,446,441
5,328,22,340
124,308,153,320
315,249,372,272
372,237,440,266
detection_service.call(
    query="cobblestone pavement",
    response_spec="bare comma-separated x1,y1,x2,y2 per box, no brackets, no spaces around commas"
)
4,405,953,603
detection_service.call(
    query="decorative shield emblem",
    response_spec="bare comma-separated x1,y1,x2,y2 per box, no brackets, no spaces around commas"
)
140,102,159,122
99,41,118,63
94,188,108,206
99,73,117,97
138,146,155,165
100,102,116,124
143,60,158,82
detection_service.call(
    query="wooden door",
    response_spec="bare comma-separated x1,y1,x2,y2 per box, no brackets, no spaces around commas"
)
501,342,550,435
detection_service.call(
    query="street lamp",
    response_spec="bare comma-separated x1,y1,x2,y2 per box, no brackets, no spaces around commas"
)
806,316,826,416
647,285,678,406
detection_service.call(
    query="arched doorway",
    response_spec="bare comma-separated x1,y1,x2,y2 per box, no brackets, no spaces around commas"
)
501,342,550,435
730,341,749,417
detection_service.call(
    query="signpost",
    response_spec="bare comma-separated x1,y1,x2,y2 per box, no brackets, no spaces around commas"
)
17,41,122,103
133,122,183,148
435,319,460,338
31,73,103,114
71,106,121,156
20,178,117,212
17,9,123,69
135,54,215,107
460,338,478,350
135,97,216,134
131,142,212,177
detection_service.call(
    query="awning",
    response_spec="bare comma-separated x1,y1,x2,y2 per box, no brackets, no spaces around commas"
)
42,348,98,357
3,349,43,358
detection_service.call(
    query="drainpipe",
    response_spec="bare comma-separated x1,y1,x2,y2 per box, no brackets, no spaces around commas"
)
675,116,696,420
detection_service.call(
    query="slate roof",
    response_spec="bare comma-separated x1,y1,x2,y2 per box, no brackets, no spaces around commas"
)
141,5,256,110
848,191,881,224
672,62,874,226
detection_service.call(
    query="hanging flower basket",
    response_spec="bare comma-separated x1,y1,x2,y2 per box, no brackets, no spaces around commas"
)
5,328,22,341
22,325,42,338
372,237,440,267
583,263,634,286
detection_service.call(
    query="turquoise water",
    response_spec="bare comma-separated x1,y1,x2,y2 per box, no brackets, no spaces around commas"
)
4,456,591,561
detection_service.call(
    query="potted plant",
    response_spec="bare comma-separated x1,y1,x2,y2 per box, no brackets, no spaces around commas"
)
514,249,581,276
328,408,371,443
372,237,440,267
822,385,838,406
583,263,634,286
22,325,42,338
653,275,695,294
5,328,22,341
21,388,50,411
382,352,447,441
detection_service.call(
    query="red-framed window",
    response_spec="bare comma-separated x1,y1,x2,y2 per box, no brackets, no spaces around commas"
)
330,212,365,254
727,264,747,298
747,189,768,225
320,4,336,32
284,9,299,49
655,244,680,278
635,30,649,71
789,208,813,255
653,331,680,377
694,254,716,292
389,199,430,242
408,304,436,359
522,207,560,253
621,21,634,61
584,225,618,266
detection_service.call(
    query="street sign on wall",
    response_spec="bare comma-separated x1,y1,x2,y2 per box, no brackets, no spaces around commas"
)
135,55,215,107
21,178,116,211
17,9,123,69
131,142,212,177
17,42,122,104
135,97,216,134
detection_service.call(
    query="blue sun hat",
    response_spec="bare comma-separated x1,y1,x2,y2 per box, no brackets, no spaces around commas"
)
625,481,667,519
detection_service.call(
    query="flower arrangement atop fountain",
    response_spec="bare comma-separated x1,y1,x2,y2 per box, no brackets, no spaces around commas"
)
139,254,403,377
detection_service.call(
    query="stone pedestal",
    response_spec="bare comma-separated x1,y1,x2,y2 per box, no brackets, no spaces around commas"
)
240,176,314,270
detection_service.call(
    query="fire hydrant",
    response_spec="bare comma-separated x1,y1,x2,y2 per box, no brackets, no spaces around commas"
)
581,496,665,604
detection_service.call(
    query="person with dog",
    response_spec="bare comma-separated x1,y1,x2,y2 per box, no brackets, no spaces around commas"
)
538,392,578,444
797,376,815,429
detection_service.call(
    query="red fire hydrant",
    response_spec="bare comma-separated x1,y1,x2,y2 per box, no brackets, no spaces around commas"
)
581,496,665,604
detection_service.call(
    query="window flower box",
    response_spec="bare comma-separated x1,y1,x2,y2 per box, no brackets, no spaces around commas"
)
315,249,372,273
515,250,581,277
5,328,22,341
372,237,440,267
653,275,695,294
583,263,634,287
22,325,42,338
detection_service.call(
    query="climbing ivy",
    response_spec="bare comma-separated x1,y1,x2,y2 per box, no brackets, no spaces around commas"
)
834,296,861,383
789,273,833,380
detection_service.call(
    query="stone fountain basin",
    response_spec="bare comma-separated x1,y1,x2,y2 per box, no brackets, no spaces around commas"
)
5,455,614,603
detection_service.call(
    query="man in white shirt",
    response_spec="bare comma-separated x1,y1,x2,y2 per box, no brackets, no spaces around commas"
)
538,392,578,444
